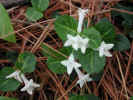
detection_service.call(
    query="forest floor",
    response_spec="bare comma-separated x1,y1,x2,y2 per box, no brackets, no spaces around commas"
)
1,0,133,100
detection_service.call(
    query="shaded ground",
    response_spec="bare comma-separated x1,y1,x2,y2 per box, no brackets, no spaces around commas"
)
0,0,133,100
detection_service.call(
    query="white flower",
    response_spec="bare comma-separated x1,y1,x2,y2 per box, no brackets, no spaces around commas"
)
61,53,81,75
97,41,114,57
64,34,78,50
64,34,89,54
21,74,40,95
77,8,88,33
6,70,23,83
75,68,92,88
75,35,89,54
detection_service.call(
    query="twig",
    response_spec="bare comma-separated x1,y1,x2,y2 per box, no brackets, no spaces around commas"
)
116,54,129,100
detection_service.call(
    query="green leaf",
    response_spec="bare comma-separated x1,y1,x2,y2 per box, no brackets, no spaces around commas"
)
15,52,36,73
128,30,133,38
41,43,70,59
41,43,71,74
94,18,115,43
6,51,18,64
69,94,99,100
130,96,133,100
74,49,105,74
43,44,71,74
83,27,101,49
31,0,49,12
112,4,133,32
113,34,130,51
47,57,67,74
26,7,43,22
0,96,18,100
0,67,20,91
54,15,78,41
0,3,16,43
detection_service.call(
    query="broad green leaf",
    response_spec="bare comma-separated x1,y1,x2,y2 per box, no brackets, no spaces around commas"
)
54,15,78,41
112,4,133,33
15,52,36,73
41,43,71,58
47,57,67,74
0,67,14,79
0,67,20,91
31,0,49,12
6,51,18,64
83,27,101,49
0,96,18,100
128,31,133,38
26,7,43,22
74,49,105,74
0,3,16,43
69,94,99,100
130,96,133,100
43,44,71,74
94,18,115,43
113,34,130,51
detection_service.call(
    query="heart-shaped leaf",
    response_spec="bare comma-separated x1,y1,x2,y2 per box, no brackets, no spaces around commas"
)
69,94,99,100
15,52,36,73
0,96,18,100
94,18,115,43
74,49,105,74
47,57,67,74
0,67,20,91
113,34,130,51
31,0,49,12
83,27,102,49
54,15,78,41
0,3,16,43
26,7,43,22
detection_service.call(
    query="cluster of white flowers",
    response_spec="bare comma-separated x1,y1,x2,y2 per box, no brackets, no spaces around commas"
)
61,8,114,88
64,34,89,54
6,70,40,95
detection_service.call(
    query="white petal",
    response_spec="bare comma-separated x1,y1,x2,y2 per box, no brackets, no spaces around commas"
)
67,34,73,39
99,48,104,57
61,60,68,67
75,68,84,79
78,8,88,17
21,86,28,91
67,65,73,75
77,21,82,33
6,73,15,79
16,75,23,83
64,34,75,47
101,41,106,46
83,38,89,45
105,44,114,50
87,77,93,82
77,79,84,88
33,83,40,88
72,43,79,51
64,40,72,47
74,63,81,69
27,89,33,95
75,35,81,40
21,74,29,84
104,51,112,57
69,54,75,61
81,46,86,54
6,70,23,83
77,8,88,33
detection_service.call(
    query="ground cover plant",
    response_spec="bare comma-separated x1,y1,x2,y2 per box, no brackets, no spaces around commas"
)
0,0,133,100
